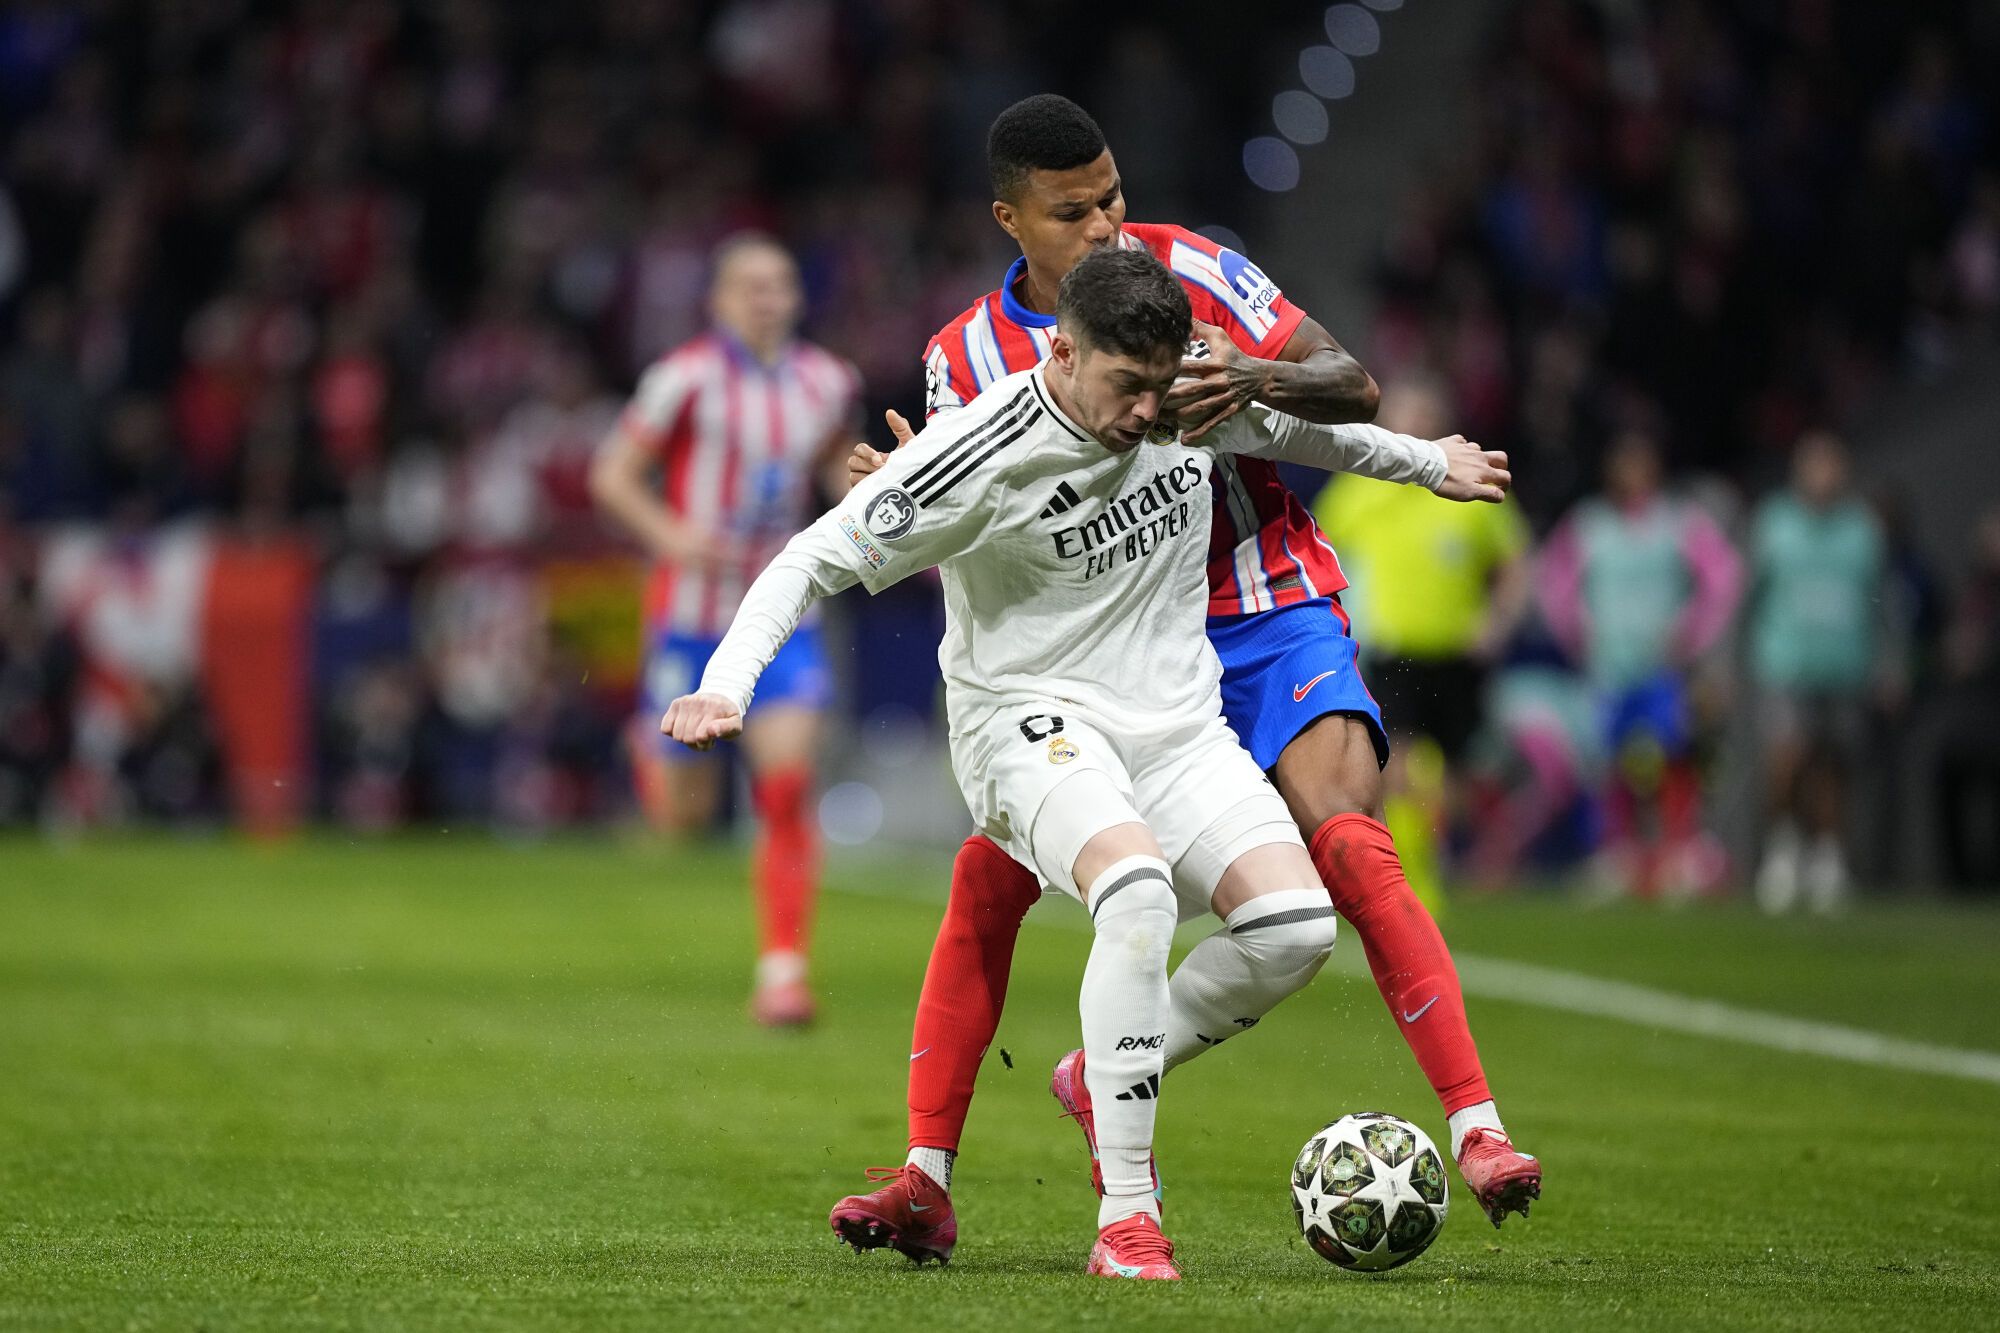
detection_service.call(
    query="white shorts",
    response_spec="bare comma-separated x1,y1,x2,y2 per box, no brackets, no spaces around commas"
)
951,703,1303,913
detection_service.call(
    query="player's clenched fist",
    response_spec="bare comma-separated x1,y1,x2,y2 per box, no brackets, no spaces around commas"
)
1432,435,1511,504
660,692,744,750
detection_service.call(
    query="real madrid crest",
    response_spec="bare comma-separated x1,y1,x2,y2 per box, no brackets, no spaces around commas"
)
1048,737,1078,765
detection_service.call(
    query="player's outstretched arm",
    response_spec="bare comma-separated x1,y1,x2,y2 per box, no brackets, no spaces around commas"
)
675,521,865,747
694,418,998,748
1217,406,1511,504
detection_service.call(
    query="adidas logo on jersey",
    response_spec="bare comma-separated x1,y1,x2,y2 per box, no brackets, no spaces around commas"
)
1038,481,1083,518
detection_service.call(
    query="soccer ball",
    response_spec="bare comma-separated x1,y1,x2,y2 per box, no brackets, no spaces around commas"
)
1290,1112,1449,1271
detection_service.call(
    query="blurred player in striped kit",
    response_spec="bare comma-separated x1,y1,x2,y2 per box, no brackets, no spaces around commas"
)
591,234,861,1026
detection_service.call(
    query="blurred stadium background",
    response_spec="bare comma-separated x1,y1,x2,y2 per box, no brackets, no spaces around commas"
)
5,0,1999,902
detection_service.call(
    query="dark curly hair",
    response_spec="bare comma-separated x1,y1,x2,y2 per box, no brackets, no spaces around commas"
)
1055,248,1191,360
987,94,1107,202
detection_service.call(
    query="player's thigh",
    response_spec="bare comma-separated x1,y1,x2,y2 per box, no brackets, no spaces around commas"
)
1271,714,1388,828
1802,694,1868,772
637,629,725,827
743,706,819,772
956,706,1150,900
639,628,713,732
1208,838,1323,918
660,757,724,831
1071,820,1165,896
1133,714,1310,918
1210,599,1388,828
629,739,722,832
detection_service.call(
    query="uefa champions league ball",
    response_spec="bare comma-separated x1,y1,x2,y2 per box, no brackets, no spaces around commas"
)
1290,1112,1449,1271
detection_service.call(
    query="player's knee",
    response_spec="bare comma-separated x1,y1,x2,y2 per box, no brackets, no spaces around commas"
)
1224,887,1337,970
1299,764,1385,825
1100,875,1177,935
1315,786,1384,824
1238,903,1340,974
951,835,1042,919
1089,863,1178,961
1286,909,1342,960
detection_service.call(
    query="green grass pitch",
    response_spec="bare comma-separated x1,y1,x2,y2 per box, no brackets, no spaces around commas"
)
4,836,1998,1330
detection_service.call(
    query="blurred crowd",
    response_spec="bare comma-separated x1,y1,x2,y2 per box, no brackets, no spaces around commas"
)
1327,0,2000,899
1366,0,2000,511
2,1,1997,895
1317,383,2000,907
0,0,1256,833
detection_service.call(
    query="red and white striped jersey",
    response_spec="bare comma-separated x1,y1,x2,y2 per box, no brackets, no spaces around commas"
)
922,222,1348,619
622,332,861,635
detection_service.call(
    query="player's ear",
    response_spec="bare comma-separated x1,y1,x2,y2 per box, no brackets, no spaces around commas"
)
992,198,1019,242
1050,330,1075,372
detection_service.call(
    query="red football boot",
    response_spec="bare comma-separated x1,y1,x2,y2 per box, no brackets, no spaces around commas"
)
1049,1049,1161,1203
1457,1127,1541,1227
828,1166,956,1266
1086,1213,1180,1280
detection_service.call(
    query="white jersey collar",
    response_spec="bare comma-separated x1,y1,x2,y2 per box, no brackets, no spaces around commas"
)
1031,363,1094,444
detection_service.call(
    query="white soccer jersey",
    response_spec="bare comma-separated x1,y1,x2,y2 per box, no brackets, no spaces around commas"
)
695,364,1446,742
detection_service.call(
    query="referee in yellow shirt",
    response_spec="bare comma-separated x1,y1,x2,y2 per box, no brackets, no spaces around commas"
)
1314,375,1532,899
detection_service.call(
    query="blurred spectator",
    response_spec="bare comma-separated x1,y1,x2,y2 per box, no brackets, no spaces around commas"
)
36,524,217,825
1933,509,2000,894
1460,658,1606,888
0,563,77,823
1540,430,1743,897
1372,2,1998,489
1746,433,1885,914
2,290,94,520
463,336,621,552
1863,485,1949,883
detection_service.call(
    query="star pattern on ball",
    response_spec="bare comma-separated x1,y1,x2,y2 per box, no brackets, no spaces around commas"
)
1353,1148,1427,1219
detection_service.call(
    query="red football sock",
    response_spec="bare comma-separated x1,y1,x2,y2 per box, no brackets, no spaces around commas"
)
1661,760,1702,844
1309,813,1493,1115
751,766,817,960
908,834,1041,1152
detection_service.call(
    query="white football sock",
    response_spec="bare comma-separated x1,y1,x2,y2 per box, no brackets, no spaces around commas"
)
1161,889,1339,1072
905,1146,954,1193
1448,1100,1505,1158
1099,1147,1158,1227
1076,854,1177,1229
755,950,806,988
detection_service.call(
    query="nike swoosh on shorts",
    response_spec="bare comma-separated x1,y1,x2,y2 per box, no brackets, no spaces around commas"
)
1293,670,1339,703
